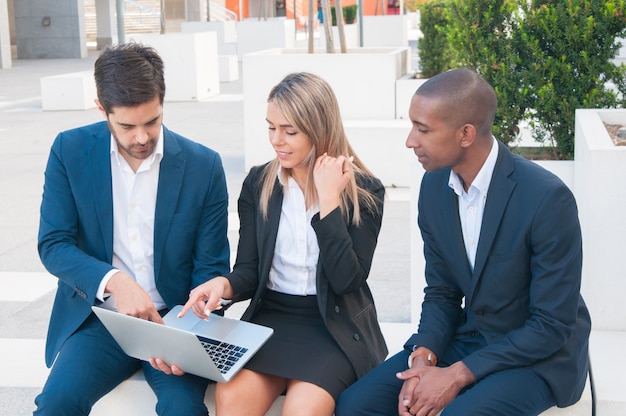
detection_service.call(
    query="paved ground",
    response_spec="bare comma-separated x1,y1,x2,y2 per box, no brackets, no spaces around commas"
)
0,48,412,414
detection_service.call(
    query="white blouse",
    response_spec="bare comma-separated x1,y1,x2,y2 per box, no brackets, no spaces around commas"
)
267,171,320,295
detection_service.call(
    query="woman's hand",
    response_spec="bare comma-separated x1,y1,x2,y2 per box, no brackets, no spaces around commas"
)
177,276,233,320
313,153,352,218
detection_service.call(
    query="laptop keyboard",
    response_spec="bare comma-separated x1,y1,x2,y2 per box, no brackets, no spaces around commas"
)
197,335,249,374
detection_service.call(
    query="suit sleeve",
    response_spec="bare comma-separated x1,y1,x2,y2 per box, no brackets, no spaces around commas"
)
188,151,231,290
225,167,266,299
38,133,114,304
311,175,385,295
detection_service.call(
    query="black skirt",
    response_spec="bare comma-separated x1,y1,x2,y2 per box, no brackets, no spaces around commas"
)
244,289,357,401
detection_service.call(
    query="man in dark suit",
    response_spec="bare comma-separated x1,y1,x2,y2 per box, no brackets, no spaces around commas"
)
336,68,591,415
34,43,230,415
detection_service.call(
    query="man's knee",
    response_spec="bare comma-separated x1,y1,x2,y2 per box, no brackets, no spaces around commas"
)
336,381,400,416
149,372,209,416
335,387,358,415
155,394,208,416
34,387,92,416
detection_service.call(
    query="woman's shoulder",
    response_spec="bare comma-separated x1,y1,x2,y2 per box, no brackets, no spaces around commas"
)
241,161,276,192
356,172,384,194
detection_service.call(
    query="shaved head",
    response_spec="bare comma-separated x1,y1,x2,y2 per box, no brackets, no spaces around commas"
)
415,68,497,139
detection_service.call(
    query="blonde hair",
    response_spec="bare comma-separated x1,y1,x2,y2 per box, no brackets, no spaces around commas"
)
259,72,379,225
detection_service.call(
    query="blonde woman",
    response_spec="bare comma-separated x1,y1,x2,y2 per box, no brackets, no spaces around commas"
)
160,72,388,415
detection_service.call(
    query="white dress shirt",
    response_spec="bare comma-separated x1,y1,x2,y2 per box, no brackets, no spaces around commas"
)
448,138,498,270
97,129,166,310
266,169,320,296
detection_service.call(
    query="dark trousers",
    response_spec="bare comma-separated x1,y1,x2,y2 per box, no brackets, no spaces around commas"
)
336,334,556,416
33,313,210,416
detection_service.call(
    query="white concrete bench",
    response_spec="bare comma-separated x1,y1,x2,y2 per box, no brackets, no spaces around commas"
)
88,324,616,415
89,322,408,415
219,55,239,82
90,372,285,416
40,71,96,111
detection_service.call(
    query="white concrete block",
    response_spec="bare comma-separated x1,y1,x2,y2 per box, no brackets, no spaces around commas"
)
242,47,410,170
236,18,296,59
219,55,239,82
574,109,626,331
395,74,427,119
362,15,409,48
0,271,57,302
181,21,238,56
344,119,413,187
320,24,360,49
0,339,49,388
129,32,220,102
40,71,96,111
588,331,626,415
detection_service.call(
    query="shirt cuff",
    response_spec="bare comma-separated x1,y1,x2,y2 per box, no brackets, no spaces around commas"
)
97,269,120,302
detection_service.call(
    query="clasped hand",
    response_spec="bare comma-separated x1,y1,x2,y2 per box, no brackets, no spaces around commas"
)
396,361,474,416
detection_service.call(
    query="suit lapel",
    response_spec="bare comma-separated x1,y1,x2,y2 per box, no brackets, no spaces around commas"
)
88,123,114,262
446,184,471,274
258,180,282,286
471,143,516,289
154,128,184,281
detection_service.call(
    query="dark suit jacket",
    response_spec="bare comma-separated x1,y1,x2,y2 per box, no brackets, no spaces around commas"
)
38,121,231,367
225,164,388,378
405,141,591,407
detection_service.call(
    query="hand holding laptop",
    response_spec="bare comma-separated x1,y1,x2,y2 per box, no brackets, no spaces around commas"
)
92,305,273,382
150,357,184,376
177,276,234,320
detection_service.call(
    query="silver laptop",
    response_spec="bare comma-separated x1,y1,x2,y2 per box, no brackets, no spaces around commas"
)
92,305,273,382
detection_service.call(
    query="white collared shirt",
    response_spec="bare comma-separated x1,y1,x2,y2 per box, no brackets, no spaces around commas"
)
97,129,165,310
448,138,498,270
266,168,320,295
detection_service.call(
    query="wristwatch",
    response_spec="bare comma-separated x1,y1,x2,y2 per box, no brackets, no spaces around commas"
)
407,345,435,368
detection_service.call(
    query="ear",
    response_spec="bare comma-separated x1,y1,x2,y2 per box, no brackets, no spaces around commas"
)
94,99,106,117
458,124,477,148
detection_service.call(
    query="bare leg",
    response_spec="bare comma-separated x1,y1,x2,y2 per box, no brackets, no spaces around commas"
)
281,379,335,416
215,369,286,416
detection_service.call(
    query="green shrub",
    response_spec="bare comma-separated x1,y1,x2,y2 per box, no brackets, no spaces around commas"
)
344,5,358,24
421,0,626,158
445,0,524,145
331,5,358,26
513,0,626,159
417,2,453,78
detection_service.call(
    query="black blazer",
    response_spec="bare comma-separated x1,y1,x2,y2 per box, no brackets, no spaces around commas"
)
226,164,388,378
405,141,591,407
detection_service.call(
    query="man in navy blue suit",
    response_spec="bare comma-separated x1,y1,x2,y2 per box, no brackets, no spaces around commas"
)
336,68,591,415
34,43,230,415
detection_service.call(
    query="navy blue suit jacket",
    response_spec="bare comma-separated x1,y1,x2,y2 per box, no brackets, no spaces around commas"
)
38,121,230,367
405,142,591,407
